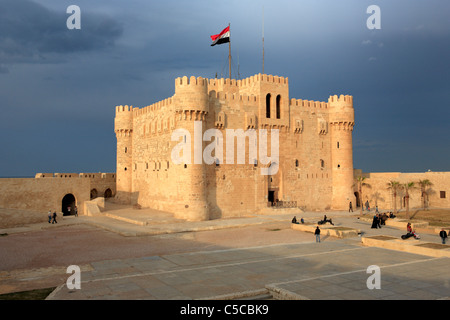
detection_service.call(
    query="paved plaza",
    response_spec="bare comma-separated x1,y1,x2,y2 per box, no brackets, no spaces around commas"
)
0,209,449,301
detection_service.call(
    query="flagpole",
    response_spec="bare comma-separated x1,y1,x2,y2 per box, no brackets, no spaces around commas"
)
262,7,265,74
228,23,231,80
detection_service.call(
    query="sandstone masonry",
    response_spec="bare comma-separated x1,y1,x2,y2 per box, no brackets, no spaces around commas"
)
114,74,355,221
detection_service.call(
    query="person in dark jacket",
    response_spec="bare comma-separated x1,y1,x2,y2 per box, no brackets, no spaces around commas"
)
315,226,321,242
52,211,57,224
439,229,448,244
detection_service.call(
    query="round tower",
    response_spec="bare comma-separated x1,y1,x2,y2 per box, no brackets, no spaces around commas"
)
114,105,133,204
173,76,209,221
328,95,355,210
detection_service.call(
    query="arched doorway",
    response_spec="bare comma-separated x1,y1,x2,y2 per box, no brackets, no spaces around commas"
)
62,194,76,216
90,189,98,200
104,188,113,198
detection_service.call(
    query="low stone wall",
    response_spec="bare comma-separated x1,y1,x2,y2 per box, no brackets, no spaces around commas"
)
291,223,360,238
359,216,429,230
361,235,450,258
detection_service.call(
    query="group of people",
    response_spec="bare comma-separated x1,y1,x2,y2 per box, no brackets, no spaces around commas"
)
292,211,449,245
291,216,304,224
48,211,58,224
349,201,383,214
370,212,394,228
47,206,78,224
291,216,328,243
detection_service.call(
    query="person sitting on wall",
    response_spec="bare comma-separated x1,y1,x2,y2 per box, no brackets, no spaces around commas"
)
300,217,305,224
292,216,299,224
318,216,334,226
407,222,413,234
389,212,396,219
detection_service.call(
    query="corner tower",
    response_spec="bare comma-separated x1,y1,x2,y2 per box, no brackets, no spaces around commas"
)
328,95,355,210
114,105,133,204
173,76,209,221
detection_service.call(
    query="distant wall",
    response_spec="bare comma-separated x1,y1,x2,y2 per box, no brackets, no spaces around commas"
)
353,170,450,210
0,177,90,215
0,172,116,221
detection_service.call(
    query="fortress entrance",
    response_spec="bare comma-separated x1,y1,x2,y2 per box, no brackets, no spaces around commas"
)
62,193,76,216
268,188,278,206
104,188,113,198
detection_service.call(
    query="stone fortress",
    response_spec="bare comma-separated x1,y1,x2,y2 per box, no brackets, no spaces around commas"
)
114,73,356,221
0,73,449,225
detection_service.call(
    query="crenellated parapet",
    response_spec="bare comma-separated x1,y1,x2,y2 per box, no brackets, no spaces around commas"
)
290,98,329,109
115,105,134,137
328,94,354,129
174,76,209,114
328,94,353,104
138,97,174,116
240,73,288,86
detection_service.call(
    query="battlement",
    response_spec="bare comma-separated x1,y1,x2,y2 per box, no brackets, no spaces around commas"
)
136,97,174,116
35,173,115,179
240,73,288,86
328,94,353,104
175,76,208,87
290,98,328,109
115,105,133,113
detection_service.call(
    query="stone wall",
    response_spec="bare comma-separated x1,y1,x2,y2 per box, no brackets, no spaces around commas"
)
353,170,450,210
115,73,356,220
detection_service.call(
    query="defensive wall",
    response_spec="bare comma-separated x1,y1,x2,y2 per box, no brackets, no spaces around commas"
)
353,170,450,210
0,173,116,224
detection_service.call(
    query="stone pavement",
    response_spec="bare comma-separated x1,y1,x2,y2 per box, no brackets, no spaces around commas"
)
48,239,449,300
45,210,449,300
1,208,449,300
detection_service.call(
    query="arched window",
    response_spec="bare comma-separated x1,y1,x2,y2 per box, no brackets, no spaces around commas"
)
266,93,271,118
276,95,281,119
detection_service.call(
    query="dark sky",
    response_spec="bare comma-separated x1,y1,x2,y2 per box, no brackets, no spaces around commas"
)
0,0,449,177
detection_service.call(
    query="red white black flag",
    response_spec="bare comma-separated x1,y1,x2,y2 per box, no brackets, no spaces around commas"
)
210,26,230,46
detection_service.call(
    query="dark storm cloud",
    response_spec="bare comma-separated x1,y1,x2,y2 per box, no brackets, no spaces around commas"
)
0,0,123,65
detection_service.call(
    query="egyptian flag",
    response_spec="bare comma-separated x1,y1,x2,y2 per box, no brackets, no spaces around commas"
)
210,26,230,46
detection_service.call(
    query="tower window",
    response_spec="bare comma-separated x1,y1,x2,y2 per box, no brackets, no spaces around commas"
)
320,159,324,168
125,147,127,153
266,93,271,118
440,191,446,199
337,142,340,149
276,95,281,119
295,159,299,167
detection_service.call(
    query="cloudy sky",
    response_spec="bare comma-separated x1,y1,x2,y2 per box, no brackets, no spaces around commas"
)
0,0,449,177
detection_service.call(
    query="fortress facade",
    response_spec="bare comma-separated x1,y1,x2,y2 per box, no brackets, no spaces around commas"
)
114,74,356,221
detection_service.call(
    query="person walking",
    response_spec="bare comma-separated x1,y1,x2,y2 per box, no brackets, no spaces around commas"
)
349,201,353,212
439,229,448,244
52,211,57,224
48,210,52,223
74,206,78,217
315,226,321,243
